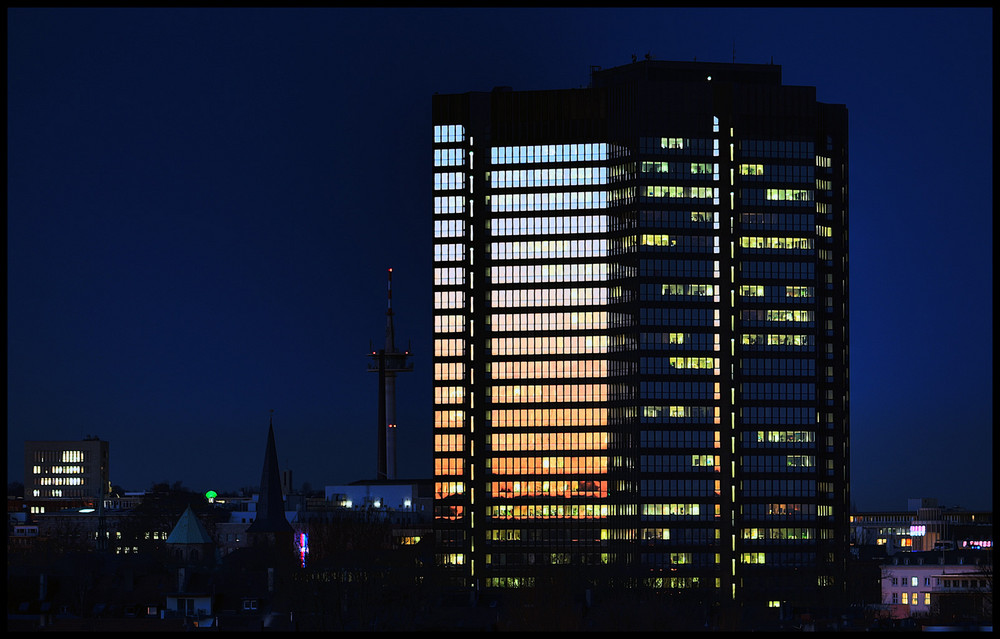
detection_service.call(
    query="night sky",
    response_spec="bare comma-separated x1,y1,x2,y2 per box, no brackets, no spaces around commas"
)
7,8,993,511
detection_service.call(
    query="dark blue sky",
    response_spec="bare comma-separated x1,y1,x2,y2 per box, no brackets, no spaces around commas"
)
8,8,993,511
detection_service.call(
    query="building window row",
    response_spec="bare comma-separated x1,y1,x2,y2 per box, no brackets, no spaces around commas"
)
490,431,609,452
434,433,466,452
434,196,466,214
640,455,720,473
433,314,466,334
491,335,608,356
490,383,609,404
742,503,821,519
640,307,720,327
742,479,816,497
640,210,718,229
640,480,719,498
490,456,609,476
433,409,465,429
741,382,816,401
491,143,609,165
433,290,466,309
740,260,816,280
433,243,466,262
489,407,609,428
434,361,466,381
434,148,466,166
640,161,719,179
640,331,719,351
639,137,718,156
489,503,609,520
741,358,816,377
740,212,815,232
490,190,609,212
641,503,710,518
741,405,817,425
491,214,608,237
434,267,466,286
492,167,609,188
644,186,719,201
434,457,465,476
740,236,814,252
741,333,815,351
640,381,719,400
650,284,720,301
433,219,466,238
36,477,85,486
745,430,816,446
640,234,720,253
491,359,607,380
738,163,815,183
739,139,815,159
490,263,608,285
434,386,465,405
433,124,466,143
490,311,608,332
434,172,466,191
490,480,608,499
740,309,815,325
639,259,720,278
491,286,608,309
742,455,816,472
640,356,719,376
433,338,465,357
641,407,720,424
741,188,814,206
491,239,608,260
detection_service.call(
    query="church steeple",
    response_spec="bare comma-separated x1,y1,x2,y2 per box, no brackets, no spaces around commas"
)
247,412,293,535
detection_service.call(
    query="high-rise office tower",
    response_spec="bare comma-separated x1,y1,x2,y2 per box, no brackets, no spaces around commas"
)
24,436,111,500
431,60,849,609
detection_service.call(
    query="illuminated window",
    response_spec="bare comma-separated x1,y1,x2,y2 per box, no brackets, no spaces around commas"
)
640,161,669,174
434,124,466,144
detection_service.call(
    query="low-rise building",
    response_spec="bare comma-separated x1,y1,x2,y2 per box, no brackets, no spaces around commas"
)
880,550,991,620
852,498,992,555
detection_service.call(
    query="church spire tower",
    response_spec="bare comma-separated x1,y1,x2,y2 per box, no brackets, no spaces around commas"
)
247,412,293,536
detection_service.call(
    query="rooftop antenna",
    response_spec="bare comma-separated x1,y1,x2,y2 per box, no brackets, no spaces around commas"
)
367,267,413,480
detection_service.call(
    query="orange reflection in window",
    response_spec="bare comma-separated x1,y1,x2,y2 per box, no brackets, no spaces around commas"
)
434,505,464,521
434,434,465,452
489,503,608,520
490,480,608,499
490,408,609,427
435,481,465,499
490,431,609,452
434,457,465,476
491,456,608,475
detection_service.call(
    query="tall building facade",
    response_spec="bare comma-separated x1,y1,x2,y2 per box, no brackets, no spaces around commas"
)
24,436,110,499
431,60,849,608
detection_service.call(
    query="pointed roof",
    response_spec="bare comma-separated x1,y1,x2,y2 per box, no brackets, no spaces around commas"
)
247,418,293,534
166,505,214,545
